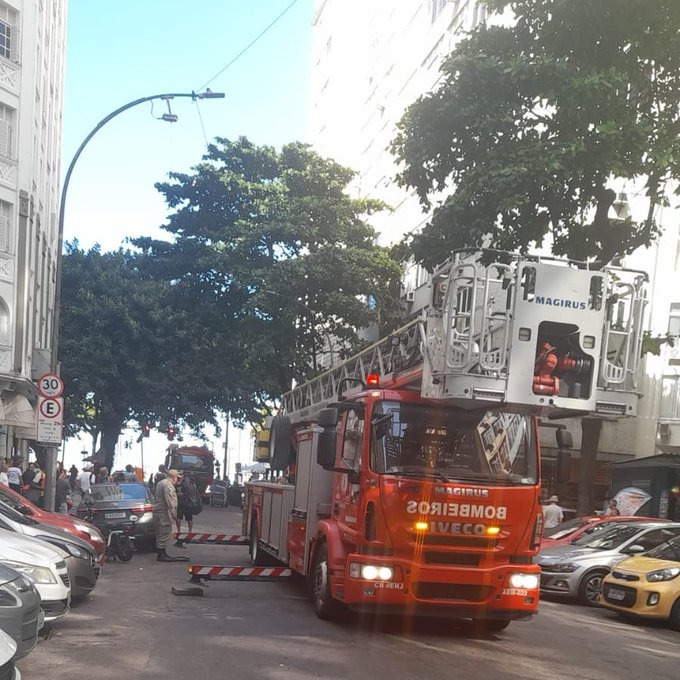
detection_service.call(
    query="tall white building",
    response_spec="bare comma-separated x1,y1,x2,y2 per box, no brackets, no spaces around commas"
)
0,0,67,456
308,0,680,500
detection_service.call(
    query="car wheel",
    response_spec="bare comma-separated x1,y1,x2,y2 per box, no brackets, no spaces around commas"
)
669,598,680,631
578,571,607,606
116,537,134,562
310,542,344,620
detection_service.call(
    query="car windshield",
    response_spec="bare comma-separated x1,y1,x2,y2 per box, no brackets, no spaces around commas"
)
0,500,35,526
645,536,680,563
90,484,147,502
370,402,537,485
543,518,590,539
570,524,643,550
171,454,211,470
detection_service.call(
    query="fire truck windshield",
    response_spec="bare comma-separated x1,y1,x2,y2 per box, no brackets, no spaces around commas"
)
172,453,211,470
370,401,537,485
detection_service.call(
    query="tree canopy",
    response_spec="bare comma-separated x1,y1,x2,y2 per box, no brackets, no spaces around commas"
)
134,136,402,411
392,0,680,269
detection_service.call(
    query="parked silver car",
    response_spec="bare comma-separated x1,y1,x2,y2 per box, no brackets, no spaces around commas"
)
0,563,41,661
537,521,680,606
0,529,71,622
0,628,22,680
0,501,98,600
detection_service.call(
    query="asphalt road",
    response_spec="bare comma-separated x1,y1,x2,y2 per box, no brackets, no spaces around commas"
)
19,506,680,680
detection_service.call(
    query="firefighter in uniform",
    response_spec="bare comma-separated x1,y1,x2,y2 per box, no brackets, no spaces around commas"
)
153,469,184,562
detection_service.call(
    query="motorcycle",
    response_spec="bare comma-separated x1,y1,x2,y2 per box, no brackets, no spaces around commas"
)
83,506,136,562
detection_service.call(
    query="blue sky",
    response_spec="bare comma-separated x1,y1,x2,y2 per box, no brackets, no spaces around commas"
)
60,0,315,475
62,0,314,253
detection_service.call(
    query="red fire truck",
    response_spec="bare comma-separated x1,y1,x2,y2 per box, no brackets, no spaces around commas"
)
165,445,216,499
243,250,647,628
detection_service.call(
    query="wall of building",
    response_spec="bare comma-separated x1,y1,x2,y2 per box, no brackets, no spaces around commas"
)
0,0,66,454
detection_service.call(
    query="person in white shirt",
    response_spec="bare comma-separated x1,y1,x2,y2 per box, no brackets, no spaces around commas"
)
6,461,22,492
0,463,8,487
542,495,564,529
77,466,95,494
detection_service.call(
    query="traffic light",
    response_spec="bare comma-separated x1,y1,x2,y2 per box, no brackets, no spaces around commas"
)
143,423,151,438
167,425,176,441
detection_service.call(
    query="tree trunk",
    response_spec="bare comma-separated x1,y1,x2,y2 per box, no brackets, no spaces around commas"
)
578,418,602,516
98,419,122,471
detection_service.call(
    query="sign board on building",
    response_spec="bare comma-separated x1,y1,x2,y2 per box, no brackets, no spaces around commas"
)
36,395,63,445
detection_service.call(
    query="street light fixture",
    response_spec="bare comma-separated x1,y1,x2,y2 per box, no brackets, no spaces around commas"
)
43,89,225,511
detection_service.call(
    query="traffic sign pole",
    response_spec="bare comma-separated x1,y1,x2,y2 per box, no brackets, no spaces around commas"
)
38,373,64,512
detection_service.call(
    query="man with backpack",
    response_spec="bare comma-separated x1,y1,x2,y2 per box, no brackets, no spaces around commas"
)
174,473,202,547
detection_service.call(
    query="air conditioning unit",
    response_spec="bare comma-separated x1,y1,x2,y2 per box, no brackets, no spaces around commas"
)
404,290,415,302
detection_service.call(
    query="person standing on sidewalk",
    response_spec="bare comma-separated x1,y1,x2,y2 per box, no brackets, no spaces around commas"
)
6,459,22,493
542,495,564,529
153,470,185,562
55,470,71,514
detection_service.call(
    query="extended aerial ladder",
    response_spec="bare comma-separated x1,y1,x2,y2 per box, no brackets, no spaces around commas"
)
282,249,648,423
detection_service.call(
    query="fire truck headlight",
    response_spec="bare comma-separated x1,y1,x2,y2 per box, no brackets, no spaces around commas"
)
362,565,379,580
350,563,394,581
509,573,539,589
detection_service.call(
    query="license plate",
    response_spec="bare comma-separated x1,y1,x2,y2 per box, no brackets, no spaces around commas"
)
105,511,126,519
607,588,626,601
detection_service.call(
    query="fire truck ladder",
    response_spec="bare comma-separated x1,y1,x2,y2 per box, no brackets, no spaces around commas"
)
281,319,426,421
440,259,514,376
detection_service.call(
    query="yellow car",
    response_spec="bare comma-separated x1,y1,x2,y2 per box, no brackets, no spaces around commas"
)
600,536,680,630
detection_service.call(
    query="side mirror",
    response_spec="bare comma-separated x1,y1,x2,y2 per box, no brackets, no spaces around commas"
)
556,429,573,449
317,429,337,469
318,408,339,428
625,544,646,555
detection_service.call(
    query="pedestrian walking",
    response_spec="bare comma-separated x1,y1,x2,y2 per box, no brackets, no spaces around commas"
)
123,464,137,482
55,470,71,514
77,466,95,495
26,462,43,506
542,495,564,529
96,467,109,484
174,474,201,546
7,459,22,493
0,463,8,487
152,464,166,492
22,462,35,490
68,464,78,490
153,470,185,562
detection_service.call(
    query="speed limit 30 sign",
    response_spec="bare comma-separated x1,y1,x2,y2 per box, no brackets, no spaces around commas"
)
38,373,64,398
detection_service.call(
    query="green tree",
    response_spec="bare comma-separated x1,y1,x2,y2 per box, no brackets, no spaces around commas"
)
391,0,680,513
392,0,680,269
135,137,403,408
60,243,229,470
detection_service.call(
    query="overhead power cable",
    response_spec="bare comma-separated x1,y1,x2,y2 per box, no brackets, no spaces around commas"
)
197,0,301,91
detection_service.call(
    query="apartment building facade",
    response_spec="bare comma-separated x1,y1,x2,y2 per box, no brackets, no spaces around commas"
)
308,0,680,496
0,0,67,457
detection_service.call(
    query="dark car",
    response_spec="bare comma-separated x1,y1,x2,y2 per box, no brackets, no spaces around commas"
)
77,483,156,549
0,563,41,661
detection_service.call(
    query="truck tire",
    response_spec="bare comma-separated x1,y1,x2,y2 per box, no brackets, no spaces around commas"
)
249,519,273,566
310,542,344,620
270,414,293,471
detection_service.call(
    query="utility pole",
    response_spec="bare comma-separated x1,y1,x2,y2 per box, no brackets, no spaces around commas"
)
223,412,230,480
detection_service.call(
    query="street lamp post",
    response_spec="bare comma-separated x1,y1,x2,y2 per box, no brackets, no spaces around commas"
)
43,90,225,511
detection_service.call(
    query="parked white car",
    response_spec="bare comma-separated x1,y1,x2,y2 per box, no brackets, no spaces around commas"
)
0,528,71,622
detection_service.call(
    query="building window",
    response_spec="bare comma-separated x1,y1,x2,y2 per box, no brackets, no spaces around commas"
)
0,296,8,345
430,0,447,23
0,200,10,252
0,4,17,62
0,104,15,158
669,303,680,337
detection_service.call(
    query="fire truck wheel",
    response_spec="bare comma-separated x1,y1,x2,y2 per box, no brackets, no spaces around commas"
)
310,542,344,620
270,414,293,471
249,521,272,566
